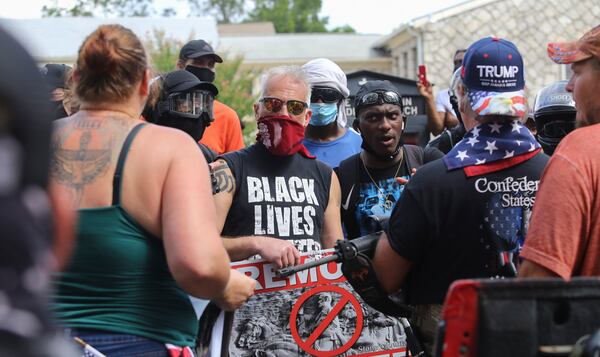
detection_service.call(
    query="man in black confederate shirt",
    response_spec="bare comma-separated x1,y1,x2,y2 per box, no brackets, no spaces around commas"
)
369,37,549,353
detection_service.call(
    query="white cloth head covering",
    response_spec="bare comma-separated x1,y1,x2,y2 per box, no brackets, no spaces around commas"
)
302,58,350,127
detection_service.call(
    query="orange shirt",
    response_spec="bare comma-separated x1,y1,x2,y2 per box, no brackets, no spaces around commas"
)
200,100,244,154
520,124,600,278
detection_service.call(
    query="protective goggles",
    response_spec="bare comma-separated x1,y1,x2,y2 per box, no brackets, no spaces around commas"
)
311,87,343,103
259,97,308,116
167,90,214,119
356,91,402,109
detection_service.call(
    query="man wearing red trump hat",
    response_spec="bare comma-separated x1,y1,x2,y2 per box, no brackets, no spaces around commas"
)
520,24,600,278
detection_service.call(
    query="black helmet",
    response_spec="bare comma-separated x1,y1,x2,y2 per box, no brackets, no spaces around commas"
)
533,80,576,155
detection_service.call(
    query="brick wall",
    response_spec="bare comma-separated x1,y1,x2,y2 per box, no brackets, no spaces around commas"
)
411,0,599,103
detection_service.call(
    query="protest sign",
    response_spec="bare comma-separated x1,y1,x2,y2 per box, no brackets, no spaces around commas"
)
226,249,408,357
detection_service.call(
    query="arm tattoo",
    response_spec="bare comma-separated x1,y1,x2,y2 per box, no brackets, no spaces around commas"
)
210,162,235,195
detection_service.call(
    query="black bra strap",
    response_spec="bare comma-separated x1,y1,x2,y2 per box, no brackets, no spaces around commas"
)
112,123,147,205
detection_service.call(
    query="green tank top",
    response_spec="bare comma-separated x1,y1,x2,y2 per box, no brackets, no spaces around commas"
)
52,123,197,346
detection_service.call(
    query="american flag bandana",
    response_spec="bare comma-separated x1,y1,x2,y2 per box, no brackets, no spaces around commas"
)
443,120,541,171
468,90,526,117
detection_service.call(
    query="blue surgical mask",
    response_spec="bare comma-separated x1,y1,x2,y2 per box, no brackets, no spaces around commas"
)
309,103,338,126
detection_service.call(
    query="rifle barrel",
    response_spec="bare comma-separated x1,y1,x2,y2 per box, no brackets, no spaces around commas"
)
276,254,339,278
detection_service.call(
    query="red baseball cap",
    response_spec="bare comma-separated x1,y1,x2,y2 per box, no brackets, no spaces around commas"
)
547,24,600,64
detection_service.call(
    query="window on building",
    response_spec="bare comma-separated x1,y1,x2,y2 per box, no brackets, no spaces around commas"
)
403,51,409,78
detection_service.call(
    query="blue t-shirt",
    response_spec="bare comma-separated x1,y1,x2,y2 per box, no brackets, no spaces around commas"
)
303,129,362,168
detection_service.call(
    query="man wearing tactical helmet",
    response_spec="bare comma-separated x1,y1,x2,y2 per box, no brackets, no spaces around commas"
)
143,70,219,162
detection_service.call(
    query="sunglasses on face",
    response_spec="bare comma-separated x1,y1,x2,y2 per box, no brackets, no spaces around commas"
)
356,91,402,108
311,87,343,103
259,97,308,116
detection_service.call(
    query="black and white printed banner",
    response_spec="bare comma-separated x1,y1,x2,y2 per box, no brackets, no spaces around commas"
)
226,249,408,357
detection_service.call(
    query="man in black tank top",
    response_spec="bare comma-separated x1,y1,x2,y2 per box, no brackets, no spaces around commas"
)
338,80,443,239
210,66,343,267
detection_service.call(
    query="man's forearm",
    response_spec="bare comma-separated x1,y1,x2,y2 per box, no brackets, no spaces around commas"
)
222,236,260,262
425,98,444,135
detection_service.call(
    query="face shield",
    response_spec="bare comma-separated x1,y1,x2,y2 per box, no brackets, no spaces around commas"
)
167,89,214,120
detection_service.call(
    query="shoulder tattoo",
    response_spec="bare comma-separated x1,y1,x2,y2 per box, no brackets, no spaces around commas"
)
210,161,235,195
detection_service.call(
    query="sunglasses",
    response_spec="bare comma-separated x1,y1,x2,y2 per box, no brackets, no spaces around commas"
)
311,87,343,103
259,97,308,116
356,91,402,108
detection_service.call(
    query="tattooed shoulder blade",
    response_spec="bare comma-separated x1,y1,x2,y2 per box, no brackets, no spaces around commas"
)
50,127,113,204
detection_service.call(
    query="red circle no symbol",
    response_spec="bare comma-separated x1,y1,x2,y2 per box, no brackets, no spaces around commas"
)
289,285,364,357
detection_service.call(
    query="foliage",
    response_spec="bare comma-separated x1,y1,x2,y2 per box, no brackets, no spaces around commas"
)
188,0,246,24
213,54,258,145
41,0,161,17
247,0,330,33
330,24,356,33
144,29,184,74
41,0,355,33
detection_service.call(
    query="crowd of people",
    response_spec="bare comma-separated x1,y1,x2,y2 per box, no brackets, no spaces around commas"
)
0,17,599,357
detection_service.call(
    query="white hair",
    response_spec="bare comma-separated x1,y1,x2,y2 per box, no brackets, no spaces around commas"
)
259,65,312,103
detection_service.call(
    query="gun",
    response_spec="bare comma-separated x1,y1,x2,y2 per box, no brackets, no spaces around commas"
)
276,232,413,318
276,231,380,278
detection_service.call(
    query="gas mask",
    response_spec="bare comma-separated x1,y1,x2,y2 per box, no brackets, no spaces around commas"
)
155,89,215,142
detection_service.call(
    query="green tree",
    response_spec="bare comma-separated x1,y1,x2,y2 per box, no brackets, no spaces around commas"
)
330,24,356,33
247,0,330,33
41,0,167,17
213,54,258,145
41,0,354,33
144,29,184,73
188,0,246,24
144,30,258,145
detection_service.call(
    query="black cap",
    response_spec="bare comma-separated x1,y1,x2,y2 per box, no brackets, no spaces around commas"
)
40,63,72,89
354,80,402,109
163,70,218,96
178,39,223,63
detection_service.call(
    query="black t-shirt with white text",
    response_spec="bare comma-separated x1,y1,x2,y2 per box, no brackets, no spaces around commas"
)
221,144,332,253
385,152,549,305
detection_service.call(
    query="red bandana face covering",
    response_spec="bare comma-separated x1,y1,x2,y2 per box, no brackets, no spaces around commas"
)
256,115,315,158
